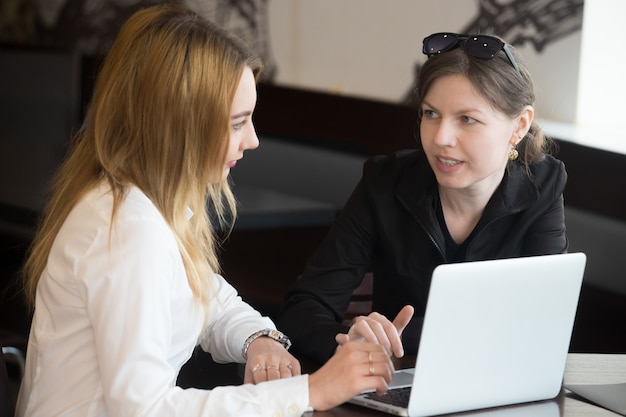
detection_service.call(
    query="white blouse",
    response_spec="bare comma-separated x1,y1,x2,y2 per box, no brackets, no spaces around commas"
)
16,183,309,417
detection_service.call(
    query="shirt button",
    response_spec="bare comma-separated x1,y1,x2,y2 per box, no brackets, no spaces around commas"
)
272,412,282,417
288,405,299,415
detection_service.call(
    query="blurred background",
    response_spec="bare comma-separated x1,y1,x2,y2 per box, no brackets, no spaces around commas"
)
1,0,625,394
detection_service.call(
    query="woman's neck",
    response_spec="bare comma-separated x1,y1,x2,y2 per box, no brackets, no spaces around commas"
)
438,180,499,244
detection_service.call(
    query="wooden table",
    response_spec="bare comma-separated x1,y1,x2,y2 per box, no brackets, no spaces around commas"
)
562,353,625,416
308,353,626,416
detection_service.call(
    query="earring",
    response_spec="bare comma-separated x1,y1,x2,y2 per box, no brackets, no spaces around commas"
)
508,146,519,161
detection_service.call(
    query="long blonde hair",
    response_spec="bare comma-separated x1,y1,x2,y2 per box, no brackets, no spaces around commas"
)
23,4,262,309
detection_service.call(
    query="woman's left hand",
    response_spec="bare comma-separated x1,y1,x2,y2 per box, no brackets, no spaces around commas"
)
244,337,302,384
335,305,414,358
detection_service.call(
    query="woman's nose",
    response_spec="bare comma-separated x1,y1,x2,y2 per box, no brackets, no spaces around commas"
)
243,124,260,151
432,120,457,147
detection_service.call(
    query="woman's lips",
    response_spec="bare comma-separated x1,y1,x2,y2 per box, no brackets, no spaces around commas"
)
435,156,463,172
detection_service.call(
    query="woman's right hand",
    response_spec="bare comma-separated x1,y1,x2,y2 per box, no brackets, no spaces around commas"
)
307,342,394,411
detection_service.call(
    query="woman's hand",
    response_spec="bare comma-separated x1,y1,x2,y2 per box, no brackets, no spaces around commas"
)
308,341,394,411
243,337,301,384
335,305,414,358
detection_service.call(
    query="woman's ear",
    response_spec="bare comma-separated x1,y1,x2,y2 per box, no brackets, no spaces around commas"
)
514,105,534,145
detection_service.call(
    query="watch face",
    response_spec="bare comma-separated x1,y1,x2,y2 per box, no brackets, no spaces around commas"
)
268,330,291,349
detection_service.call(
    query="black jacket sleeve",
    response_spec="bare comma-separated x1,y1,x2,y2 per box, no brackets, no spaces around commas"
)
278,172,377,365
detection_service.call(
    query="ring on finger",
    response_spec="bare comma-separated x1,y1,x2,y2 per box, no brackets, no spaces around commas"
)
266,365,280,371
252,364,265,372
368,351,374,362
280,364,293,370
369,364,375,376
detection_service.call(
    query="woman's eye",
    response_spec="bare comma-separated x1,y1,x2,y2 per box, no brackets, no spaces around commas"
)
423,109,437,119
462,115,477,124
232,120,246,130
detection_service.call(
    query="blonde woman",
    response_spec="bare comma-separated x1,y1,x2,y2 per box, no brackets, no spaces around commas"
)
16,5,393,416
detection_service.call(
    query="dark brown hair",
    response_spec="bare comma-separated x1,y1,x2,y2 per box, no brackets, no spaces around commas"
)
416,40,555,172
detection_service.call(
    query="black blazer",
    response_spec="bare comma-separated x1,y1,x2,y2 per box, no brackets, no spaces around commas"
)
278,150,568,365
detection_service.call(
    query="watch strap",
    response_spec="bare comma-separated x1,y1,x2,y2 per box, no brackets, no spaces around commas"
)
242,328,292,359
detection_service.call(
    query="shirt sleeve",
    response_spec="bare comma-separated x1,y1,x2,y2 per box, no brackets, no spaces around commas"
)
198,272,276,363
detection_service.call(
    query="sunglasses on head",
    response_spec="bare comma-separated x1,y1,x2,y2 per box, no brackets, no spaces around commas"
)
422,32,521,75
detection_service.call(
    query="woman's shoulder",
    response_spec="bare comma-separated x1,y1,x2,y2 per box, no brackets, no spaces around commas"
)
77,182,163,221
54,183,178,272
62,183,171,243
533,154,564,168
517,155,567,197
529,154,566,180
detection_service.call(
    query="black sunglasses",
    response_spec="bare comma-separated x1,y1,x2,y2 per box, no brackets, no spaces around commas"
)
422,32,521,75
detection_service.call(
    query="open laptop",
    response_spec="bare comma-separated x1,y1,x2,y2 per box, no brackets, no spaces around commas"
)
349,252,587,417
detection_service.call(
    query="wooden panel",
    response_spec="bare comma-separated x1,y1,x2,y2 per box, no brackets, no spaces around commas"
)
554,139,626,221
254,83,418,156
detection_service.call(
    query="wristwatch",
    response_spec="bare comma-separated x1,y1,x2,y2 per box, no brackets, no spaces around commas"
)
242,328,292,359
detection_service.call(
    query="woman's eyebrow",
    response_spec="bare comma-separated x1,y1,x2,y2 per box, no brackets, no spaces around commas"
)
231,110,252,119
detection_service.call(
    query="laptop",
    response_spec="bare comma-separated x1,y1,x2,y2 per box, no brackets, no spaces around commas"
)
349,252,587,417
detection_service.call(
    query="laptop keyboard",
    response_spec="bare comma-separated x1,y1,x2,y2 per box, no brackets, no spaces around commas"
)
364,387,412,408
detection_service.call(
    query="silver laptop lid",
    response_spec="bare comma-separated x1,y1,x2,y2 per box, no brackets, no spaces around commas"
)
408,252,586,417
